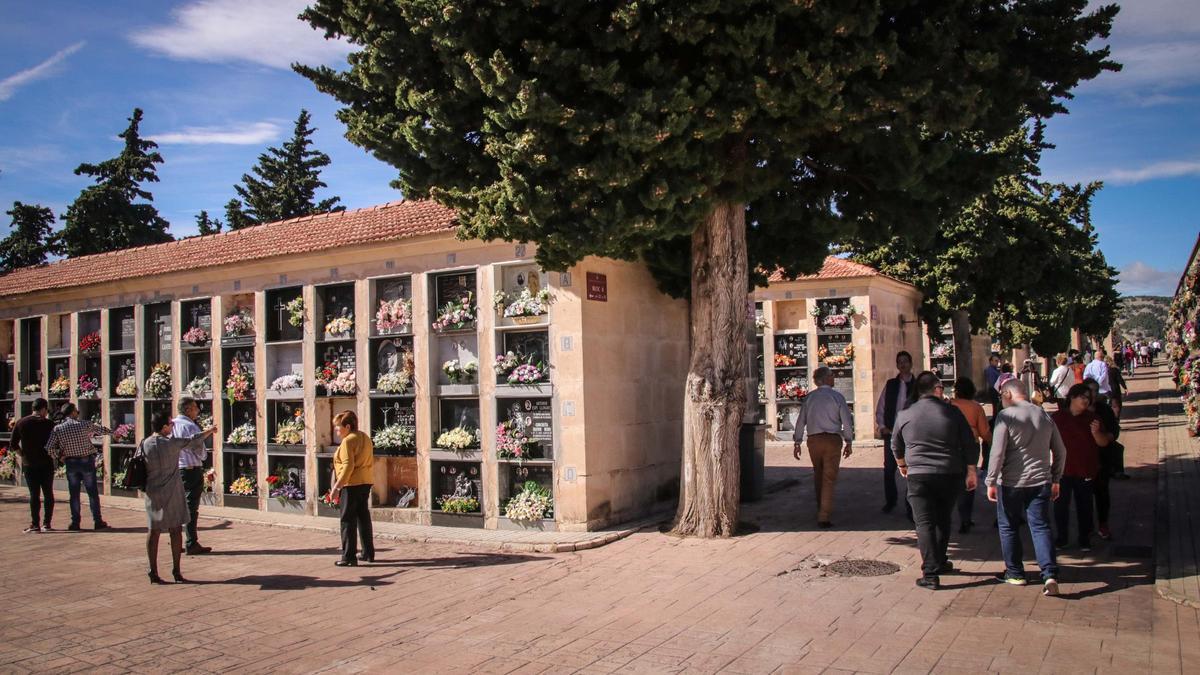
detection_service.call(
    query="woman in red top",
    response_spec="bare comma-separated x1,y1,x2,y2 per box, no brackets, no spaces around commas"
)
1051,383,1112,551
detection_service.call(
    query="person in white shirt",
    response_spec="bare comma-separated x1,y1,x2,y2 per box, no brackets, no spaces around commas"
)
171,398,212,555
793,367,853,528
876,351,915,517
1082,349,1110,398
1048,353,1073,404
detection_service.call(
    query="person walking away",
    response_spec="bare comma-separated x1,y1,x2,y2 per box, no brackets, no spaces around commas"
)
330,411,375,566
1124,344,1136,376
1049,354,1073,407
11,398,56,532
1083,349,1111,403
876,351,916,518
1068,350,1086,385
1139,342,1150,368
792,367,853,528
987,378,1067,595
141,412,216,584
1051,384,1111,552
892,372,979,590
1113,347,1125,377
1106,357,1127,419
172,397,212,555
1084,378,1125,542
45,403,112,530
949,378,990,533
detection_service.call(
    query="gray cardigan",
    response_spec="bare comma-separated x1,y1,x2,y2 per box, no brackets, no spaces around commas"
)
891,396,979,475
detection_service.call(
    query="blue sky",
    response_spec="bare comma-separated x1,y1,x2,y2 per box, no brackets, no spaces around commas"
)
1,0,1197,296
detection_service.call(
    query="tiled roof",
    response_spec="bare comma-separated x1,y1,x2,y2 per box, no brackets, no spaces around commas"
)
0,200,457,299
767,256,883,283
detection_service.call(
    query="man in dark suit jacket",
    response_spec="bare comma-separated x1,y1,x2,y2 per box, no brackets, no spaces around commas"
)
875,351,914,516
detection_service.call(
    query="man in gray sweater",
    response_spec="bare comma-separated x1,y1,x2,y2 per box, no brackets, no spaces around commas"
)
892,371,979,590
986,377,1067,596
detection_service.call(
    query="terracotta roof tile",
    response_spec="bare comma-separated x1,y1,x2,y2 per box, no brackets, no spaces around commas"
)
0,200,457,299
767,256,882,282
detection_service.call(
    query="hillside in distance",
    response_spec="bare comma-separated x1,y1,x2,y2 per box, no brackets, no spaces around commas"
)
1115,295,1169,342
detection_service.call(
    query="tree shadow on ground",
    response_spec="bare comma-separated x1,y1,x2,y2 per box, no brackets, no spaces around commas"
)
187,571,402,590
364,552,551,569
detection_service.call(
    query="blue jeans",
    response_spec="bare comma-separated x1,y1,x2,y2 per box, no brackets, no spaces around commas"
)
65,456,102,526
996,484,1058,581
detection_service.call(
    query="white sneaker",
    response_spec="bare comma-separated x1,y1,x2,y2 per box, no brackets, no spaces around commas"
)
1043,578,1059,596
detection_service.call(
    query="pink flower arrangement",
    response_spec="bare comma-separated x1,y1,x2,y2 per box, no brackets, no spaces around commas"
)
76,374,100,398
375,298,412,333
327,370,358,396
508,363,545,385
777,378,809,400
183,326,211,346
79,331,101,354
112,424,135,444
495,420,538,461
431,293,476,332
225,358,253,403
223,309,252,337
821,314,850,329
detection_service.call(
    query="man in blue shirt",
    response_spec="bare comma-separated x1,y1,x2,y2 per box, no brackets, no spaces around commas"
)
172,398,212,555
1082,349,1111,400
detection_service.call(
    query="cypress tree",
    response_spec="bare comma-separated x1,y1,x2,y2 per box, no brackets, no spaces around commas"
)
229,109,342,225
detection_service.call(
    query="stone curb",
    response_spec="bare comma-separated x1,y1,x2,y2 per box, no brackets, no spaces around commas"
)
1154,371,1200,609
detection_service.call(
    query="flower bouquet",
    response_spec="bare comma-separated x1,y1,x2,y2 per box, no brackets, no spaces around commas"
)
112,423,135,444
111,471,127,489
437,494,480,513
931,342,954,359
777,377,809,400
817,344,854,367
773,353,797,367
809,305,823,319
224,308,252,337
269,373,303,394
374,424,415,451
203,468,216,493
435,426,479,451
494,352,547,385
76,374,100,399
496,420,539,462
375,298,413,334
504,481,553,521
22,384,41,395
266,474,304,504
182,326,211,346
493,287,553,321
0,449,16,481
432,292,476,332
376,369,413,394
79,331,101,355
226,422,256,446
144,363,172,399
286,297,305,328
754,315,768,332
197,413,214,431
821,313,850,329
185,374,212,397
442,359,478,384
115,376,137,398
320,489,340,508
273,410,305,445
325,316,353,338
315,363,357,396
225,358,253,403
228,475,257,496
49,376,70,398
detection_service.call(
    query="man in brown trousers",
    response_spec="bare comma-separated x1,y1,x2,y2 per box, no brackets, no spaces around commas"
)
793,366,854,528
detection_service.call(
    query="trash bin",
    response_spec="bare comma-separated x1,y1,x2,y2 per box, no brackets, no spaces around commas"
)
739,422,766,503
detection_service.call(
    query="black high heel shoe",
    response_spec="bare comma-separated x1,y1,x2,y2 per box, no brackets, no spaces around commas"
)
148,572,168,585
172,569,188,583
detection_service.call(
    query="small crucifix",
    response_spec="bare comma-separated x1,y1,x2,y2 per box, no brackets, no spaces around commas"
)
273,298,289,333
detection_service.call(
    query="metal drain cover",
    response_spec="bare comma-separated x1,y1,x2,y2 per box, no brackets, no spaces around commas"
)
824,559,901,577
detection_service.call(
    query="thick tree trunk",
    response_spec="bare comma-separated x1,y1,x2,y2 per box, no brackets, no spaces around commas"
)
669,201,748,538
950,310,974,389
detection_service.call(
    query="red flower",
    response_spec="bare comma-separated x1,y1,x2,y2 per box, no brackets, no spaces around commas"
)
266,476,279,485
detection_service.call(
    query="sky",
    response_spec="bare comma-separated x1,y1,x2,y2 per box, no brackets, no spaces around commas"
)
0,0,1197,296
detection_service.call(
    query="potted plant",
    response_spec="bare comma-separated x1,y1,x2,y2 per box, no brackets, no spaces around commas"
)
265,468,305,510
776,378,809,400
269,373,303,395
182,326,211,347
931,342,953,359
493,287,553,324
325,315,353,339
273,410,305,446
144,363,172,399
374,298,412,334
437,494,480,514
315,362,357,396
0,448,16,484
22,384,42,395
112,423,135,445
493,352,547,385
817,344,854,367
431,292,476,332
286,297,305,328
376,369,413,394
225,422,256,447
79,331,101,355
201,468,218,505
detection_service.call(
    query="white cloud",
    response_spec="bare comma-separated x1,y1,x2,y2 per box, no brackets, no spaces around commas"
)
150,121,283,145
0,42,85,101
130,0,351,70
1087,40,1200,91
1103,159,1200,185
0,145,65,170
1099,0,1200,39
1118,261,1182,296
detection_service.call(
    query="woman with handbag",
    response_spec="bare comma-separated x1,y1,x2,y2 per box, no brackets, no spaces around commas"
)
140,411,215,584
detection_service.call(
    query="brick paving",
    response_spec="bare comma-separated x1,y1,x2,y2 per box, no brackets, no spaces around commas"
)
2,365,1198,674
1155,369,1200,609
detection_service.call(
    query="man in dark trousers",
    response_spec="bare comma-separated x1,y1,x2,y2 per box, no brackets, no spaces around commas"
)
892,372,979,590
11,398,57,532
875,351,915,517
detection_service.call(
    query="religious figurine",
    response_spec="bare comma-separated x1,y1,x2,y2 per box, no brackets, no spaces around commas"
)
396,486,416,508
451,474,473,499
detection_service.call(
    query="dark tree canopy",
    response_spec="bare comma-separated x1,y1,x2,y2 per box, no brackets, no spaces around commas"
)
60,108,173,257
299,0,1118,290
195,210,223,236
1,202,61,273
228,109,343,226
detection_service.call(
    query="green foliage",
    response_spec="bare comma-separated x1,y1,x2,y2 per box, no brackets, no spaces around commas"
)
59,109,173,257
0,202,61,273
1115,296,1169,340
194,210,222,236
297,1,1119,291
229,110,342,226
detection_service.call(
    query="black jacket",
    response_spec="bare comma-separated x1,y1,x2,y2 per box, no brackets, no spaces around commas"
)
12,414,55,469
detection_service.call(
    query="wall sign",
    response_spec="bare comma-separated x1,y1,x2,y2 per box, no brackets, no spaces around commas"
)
586,272,607,302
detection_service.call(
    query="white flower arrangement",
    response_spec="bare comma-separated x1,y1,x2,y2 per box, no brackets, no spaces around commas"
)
435,426,479,451
185,375,211,397
493,287,553,318
442,359,478,384
226,422,256,445
270,373,304,393
325,316,353,336
504,481,553,521
373,424,415,450
376,370,412,394
931,343,954,359
144,363,172,399
115,376,137,397
273,413,305,445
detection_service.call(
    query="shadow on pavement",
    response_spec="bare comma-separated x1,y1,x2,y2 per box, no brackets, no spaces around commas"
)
188,571,402,590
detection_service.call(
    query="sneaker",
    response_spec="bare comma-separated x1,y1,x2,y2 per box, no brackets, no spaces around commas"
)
23,525,41,534
41,524,53,532
997,574,1028,586
1043,578,1059,596
1098,525,1112,540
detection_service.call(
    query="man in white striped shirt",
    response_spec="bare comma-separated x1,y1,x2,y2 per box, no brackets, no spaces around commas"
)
793,367,854,528
172,398,212,555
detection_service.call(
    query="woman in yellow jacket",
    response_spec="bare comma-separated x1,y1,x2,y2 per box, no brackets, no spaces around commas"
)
330,411,375,566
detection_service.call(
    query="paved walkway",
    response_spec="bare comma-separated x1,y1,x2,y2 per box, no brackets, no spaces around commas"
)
1,365,1197,673
1156,369,1200,608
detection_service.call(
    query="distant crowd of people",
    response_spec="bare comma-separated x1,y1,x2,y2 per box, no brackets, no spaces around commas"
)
9,398,376,584
793,344,1141,593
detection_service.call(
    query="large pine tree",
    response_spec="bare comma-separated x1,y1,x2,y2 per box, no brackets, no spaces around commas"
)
226,109,343,228
299,0,1118,537
0,202,61,273
194,210,223,236
60,108,173,256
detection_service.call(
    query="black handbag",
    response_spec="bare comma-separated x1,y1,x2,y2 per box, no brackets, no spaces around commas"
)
121,442,149,491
